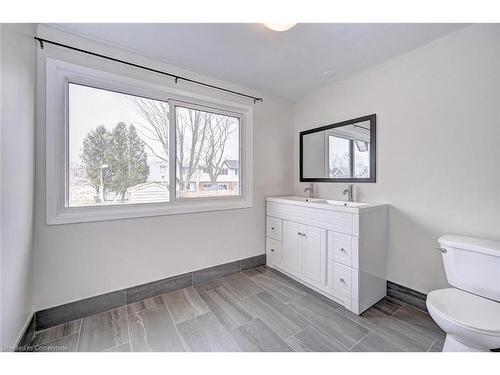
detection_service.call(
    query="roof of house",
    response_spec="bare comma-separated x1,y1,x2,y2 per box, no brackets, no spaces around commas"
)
224,159,239,169
126,182,168,192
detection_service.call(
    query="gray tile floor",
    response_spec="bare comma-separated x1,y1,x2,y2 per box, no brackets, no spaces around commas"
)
29,266,445,352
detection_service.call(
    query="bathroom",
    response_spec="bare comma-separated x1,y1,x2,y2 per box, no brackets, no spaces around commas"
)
1,1,499,373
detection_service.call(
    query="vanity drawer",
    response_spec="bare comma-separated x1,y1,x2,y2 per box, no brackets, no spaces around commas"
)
266,216,282,241
331,232,352,266
328,232,359,269
266,237,282,266
332,261,352,297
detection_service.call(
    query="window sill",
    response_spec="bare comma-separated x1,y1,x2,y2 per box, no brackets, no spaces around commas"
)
47,197,253,225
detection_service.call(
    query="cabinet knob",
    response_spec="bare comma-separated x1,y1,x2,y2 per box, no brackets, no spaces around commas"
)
271,227,275,230
340,247,346,252
270,248,275,252
339,278,345,283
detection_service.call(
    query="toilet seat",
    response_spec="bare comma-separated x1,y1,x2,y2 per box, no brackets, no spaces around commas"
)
427,288,500,336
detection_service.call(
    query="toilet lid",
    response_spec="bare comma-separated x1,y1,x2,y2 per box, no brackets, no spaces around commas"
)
427,288,500,334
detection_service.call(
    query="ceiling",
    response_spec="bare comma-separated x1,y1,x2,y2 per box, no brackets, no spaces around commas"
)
50,23,466,100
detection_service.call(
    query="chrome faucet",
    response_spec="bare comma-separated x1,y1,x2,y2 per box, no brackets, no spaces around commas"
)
342,184,354,202
304,183,314,199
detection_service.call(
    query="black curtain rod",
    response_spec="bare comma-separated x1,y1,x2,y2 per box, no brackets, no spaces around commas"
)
34,37,263,104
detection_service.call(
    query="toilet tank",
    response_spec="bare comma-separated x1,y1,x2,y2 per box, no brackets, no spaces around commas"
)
439,235,500,302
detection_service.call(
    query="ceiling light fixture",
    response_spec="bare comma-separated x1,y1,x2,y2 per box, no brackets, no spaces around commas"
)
263,23,297,32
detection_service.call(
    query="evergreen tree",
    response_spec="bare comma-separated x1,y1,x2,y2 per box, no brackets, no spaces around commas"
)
80,125,111,198
108,122,149,201
81,123,149,202
108,122,129,199
127,124,149,189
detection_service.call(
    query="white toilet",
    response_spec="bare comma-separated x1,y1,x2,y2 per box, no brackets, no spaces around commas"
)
426,235,500,352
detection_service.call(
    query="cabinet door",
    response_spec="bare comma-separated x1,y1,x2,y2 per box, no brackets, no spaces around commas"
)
302,225,327,286
282,220,301,275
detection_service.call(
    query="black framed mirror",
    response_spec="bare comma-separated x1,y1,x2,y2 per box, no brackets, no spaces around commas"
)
300,114,376,183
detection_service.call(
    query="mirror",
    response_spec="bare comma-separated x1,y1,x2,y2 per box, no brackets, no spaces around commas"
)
300,114,376,182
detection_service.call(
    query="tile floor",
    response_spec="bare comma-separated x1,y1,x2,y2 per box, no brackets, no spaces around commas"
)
28,266,445,352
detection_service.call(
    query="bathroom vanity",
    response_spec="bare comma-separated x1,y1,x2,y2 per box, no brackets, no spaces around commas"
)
265,196,388,315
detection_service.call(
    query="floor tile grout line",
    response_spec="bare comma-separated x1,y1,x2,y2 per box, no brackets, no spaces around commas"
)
249,268,308,296
284,298,351,351
393,318,445,342
75,319,82,352
126,307,133,352
248,276,306,306
252,317,296,351
427,338,438,352
32,318,83,347
348,331,371,351
239,293,304,344
389,304,405,317
163,294,189,352
162,288,209,325
389,305,445,341
233,316,296,351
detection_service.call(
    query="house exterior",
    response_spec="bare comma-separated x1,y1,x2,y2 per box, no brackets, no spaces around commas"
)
126,182,169,203
189,159,239,193
127,158,240,198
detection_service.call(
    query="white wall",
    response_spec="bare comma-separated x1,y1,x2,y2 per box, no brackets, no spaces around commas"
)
0,24,37,349
294,24,500,294
34,25,295,310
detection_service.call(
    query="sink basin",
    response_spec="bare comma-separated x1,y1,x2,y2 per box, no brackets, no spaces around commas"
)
279,196,326,203
276,196,369,208
324,200,368,207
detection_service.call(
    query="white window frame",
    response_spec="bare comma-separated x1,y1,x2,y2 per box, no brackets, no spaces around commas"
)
44,57,253,225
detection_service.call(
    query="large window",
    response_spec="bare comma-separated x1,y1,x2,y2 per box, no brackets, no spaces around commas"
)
45,58,252,224
68,83,170,207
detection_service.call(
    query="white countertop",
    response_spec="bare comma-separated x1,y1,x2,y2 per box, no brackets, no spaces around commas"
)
266,195,388,213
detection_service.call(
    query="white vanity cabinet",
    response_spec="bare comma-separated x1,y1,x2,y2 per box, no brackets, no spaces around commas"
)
282,221,327,286
265,196,388,315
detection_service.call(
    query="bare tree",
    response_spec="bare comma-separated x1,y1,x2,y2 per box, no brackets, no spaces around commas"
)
130,97,170,161
202,115,238,183
176,109,211,190
130,98,210,191
131,98,236,191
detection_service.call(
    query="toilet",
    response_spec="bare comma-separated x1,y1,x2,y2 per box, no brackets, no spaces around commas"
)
426,235,500,352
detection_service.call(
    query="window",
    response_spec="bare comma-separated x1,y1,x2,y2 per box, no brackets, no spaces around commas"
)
328,134,370,179
354,141,370,178
44,58,253,224
175,105,240,199
328,135,351,178
68,83,170,207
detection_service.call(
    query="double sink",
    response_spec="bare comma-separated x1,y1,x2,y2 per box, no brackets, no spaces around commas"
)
266,195,385,213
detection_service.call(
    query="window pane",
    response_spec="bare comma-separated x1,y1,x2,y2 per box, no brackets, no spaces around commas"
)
68,83,170,207
175,106,240,198
328,136,351,178
354,142,370,178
